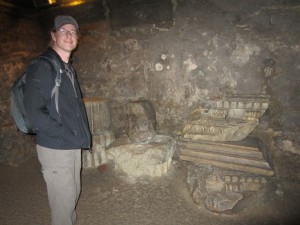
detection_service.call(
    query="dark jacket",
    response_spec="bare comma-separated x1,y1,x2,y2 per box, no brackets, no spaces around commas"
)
24,47,91,150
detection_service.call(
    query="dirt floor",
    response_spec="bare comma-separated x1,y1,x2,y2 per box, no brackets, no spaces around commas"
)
0,156,300,225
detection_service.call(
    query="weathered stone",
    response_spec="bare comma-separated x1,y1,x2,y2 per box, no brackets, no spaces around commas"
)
186,163,271,214
205,192,243,213
183,118,259,142
276,139,300,155
82,97,115,169
181,95,270,142
125,100,157,143
82,130,115,169
205,173,226,192
180,138,274,176
84,97,111,134
106,135,175,180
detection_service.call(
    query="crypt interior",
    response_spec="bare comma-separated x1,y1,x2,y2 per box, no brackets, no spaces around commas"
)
0,0,300,224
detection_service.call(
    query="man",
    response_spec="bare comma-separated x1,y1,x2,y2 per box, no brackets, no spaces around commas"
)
24,15,91,225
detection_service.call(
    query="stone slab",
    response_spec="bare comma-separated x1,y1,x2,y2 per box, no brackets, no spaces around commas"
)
180,140,274,176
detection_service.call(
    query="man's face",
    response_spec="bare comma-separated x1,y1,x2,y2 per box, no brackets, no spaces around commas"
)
51,24,78,53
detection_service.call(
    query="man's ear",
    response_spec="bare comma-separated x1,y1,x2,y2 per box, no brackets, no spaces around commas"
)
50,31,56,42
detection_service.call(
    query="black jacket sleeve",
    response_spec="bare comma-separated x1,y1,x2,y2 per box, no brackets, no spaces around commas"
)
24,59,63,137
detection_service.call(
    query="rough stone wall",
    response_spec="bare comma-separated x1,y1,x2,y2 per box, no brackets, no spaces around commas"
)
0,7,45,127
74,0,300,143
0,0,299,165
0,7,45,164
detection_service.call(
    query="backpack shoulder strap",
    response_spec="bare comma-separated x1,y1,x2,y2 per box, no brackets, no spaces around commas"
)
37,53,62,86
36,53,63,114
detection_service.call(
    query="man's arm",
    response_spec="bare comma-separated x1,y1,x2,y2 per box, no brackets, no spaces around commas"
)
24,59,63,137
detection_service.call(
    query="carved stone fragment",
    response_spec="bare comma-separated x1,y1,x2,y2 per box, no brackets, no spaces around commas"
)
181,136,274,214
181,95,270,142
83,97,115,169
186,164,271,214
179,138,274,176
205,191,244,213
125,100,157,143
84,97,111,134
82,130,115,169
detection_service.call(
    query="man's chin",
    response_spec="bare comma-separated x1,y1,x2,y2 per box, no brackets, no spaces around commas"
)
63,46,76,52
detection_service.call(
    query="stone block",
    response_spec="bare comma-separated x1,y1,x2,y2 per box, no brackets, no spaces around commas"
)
82,130,115,169
205,192,243,213
106,135,175,180
84,97,111,134
125,100,157,143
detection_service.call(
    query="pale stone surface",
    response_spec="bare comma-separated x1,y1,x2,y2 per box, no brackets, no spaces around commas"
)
277,139,300,155
183,119,259,142
181,95,269,142
106,135,175,180
84,97,111,134
82,130,115,169
205,192,244,213
186,163,271,214
180,139,274,176
205,173,225,192
83,97,115,169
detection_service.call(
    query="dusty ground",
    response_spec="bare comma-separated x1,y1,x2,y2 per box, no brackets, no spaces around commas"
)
0,156,300,225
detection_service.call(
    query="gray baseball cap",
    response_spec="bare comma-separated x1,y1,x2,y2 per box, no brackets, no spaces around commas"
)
54,15,79,30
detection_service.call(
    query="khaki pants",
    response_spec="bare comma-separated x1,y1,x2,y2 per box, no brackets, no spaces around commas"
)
37,145,81,225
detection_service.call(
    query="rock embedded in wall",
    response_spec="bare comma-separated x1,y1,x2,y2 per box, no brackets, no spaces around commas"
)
277,139,300,155
230,35,261,66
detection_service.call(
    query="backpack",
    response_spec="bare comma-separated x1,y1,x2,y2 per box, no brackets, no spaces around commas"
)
11,54,62,134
